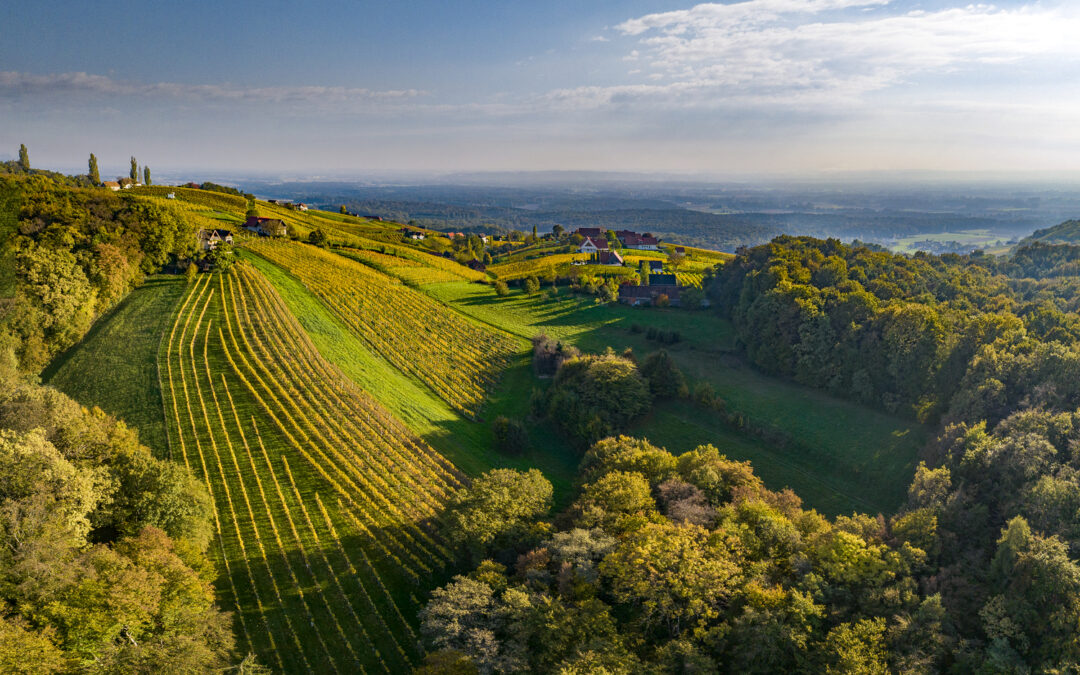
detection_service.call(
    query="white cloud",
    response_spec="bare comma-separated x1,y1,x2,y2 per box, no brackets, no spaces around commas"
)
606,1,1080,105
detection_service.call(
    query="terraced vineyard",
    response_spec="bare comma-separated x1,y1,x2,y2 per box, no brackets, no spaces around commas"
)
162,264,464,672
246,239,518,417
488,252,588,280
337,245,485,284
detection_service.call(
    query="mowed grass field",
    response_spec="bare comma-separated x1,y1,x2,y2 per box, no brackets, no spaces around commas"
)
422,281,927,515
43,275,187,456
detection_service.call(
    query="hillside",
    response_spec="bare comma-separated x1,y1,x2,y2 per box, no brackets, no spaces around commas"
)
1020,218,1080,245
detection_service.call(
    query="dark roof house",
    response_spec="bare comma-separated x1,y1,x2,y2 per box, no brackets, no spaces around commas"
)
618,283,681,307
649,273,678,286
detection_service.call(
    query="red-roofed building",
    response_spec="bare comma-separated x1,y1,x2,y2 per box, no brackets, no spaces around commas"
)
590,250,624,266
575,227,603,239
622,234,660,250
578,236,609,254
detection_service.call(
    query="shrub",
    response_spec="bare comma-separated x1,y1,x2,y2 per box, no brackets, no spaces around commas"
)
524,276,540,293
184,262,198,284
494,280,509,297
492,416,528,455
639,350,688,399
544,351,652,447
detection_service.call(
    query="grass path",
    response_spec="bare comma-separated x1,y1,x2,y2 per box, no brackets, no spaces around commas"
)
45,275,187,456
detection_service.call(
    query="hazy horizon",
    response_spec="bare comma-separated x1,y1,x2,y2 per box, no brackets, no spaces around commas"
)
5,1,1080,176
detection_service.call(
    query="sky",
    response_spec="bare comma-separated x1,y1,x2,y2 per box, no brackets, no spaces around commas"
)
3,0,1080,178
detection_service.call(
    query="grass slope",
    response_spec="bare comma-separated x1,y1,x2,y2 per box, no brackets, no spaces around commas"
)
1021,219,1080,245
422,281,926,515
242,250,581,501
160,267,466,672
43,275,186,456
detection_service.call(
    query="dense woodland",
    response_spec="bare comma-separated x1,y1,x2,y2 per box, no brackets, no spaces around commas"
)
422,236,1080,673
0,176,195,372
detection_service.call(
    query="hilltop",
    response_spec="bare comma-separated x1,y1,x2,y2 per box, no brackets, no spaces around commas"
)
1019,218,1080,245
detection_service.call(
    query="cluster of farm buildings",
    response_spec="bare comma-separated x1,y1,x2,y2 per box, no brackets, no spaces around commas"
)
567,228,689,307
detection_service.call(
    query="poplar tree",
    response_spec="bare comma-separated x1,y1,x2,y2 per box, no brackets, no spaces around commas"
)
130,156,138,181
143,166,151,186
88,153,100,184
18,144,29,171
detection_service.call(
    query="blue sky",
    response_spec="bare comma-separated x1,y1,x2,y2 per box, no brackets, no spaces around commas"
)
3,0,1080,177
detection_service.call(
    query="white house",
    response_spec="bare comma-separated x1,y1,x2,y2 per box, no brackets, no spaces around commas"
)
578,236,610,254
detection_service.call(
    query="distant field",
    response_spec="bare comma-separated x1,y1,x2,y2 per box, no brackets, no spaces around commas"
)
423,281,925,514
891,228,1013,254
42,275,186,456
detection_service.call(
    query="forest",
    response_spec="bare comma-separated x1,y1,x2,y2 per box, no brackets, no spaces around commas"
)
420,236,1080,673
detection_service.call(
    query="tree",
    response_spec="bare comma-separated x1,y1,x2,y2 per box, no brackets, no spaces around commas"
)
129,156,138,181
667,249,686,271
552,224,565,238
524,276,540,294
494,280,509,297
639,350,687,398
18,144,29,171
544,352,652,446
88,153,100,185
573,470,658,533
308,229,328,247
492,416,528,455
143,166,151,186
441,468,553,558
600,522,741,636
340,205,348,214
185,262,198,284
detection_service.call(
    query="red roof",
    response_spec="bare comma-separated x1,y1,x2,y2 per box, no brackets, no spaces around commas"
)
622,234,659,247
576,227,603,238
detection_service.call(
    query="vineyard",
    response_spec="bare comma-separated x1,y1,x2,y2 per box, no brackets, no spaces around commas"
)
488,252,589,280
161,264,465,672
337,245,486,284
245,239,518,417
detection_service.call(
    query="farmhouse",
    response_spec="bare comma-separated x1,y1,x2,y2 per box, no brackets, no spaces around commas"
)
245,216,287,237
295,203,309,211
198,228,234,251
641,260,664,273
590,250,624,266
103,181,121,191
649,273,678,287
575,227,603,239
618,283,682,307
578,236,609,254
622,233,660,250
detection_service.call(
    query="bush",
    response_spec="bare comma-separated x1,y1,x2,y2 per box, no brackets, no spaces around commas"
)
639,350,688,399
308,229,328,247
524,276,540,294
544,350,652,447
492,416,528,455
184,262,198,284
494,280,509,296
